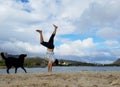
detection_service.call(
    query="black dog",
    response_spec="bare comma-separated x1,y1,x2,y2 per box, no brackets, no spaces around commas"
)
1,52,27,74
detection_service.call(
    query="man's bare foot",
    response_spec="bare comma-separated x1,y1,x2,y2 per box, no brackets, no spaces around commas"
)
53,24,58,29
36,30,42,33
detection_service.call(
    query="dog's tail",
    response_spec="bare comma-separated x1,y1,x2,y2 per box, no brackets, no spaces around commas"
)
0,52,7,60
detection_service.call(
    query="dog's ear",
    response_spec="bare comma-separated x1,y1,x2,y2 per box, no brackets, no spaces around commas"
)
0,52,4,57
1,52,5,55
1,52,7,59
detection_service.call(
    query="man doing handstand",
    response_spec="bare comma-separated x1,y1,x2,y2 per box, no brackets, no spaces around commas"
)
36,24,58,72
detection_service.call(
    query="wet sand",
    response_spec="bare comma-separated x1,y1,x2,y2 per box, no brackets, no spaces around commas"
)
0,71,120,87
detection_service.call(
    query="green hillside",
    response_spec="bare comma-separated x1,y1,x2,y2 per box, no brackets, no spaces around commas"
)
0,56,120,68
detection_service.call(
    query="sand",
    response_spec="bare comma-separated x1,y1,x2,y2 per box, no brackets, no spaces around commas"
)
0,71,120,87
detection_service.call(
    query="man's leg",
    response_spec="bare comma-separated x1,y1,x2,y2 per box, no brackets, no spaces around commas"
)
36,30,44,43
36,30,51,48
48,61,53,72
53,24,57,34
48,24,58,43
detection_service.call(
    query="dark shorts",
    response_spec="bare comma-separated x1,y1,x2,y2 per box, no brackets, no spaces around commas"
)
41,34,55,49
41,42,54,49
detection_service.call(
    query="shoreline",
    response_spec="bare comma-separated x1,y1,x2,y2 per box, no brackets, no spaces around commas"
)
1,66,120,74
0,71,120,87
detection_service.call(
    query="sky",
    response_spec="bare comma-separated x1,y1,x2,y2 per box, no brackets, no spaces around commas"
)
0,0,120,64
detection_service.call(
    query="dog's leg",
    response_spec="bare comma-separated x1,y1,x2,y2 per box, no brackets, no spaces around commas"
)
7,68,10,74
21,66,27,73
15,67,18,73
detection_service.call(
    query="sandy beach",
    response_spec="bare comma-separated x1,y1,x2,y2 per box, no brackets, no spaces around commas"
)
0,71,120,87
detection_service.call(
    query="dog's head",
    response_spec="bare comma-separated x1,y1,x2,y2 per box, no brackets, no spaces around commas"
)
19,54,27,58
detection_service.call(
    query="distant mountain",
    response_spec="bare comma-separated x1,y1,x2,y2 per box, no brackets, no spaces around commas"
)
58,59,96,66
57,55,115,64
25,57,97,67
113,58,120,65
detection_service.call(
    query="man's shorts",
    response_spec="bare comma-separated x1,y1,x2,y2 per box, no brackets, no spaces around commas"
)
46,51,55,62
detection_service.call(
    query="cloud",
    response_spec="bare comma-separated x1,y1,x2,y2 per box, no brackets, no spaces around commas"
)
58,0,91,20
104,40,120,47
104,40,120,58
0,39,46,56
56,38,96,56
75,0,120,37
96,27,120,40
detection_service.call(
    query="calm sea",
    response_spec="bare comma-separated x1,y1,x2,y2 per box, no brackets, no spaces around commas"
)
0,66,120,74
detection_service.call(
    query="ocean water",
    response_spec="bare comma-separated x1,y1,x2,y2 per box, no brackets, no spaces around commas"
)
0,66,120,74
